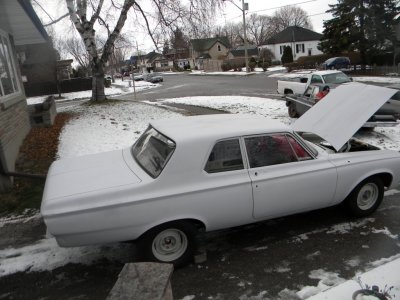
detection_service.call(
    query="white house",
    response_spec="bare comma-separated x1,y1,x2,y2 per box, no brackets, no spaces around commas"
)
260,26,323,62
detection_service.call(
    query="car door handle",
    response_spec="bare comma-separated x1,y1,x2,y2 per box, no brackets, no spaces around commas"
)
254,172,258,176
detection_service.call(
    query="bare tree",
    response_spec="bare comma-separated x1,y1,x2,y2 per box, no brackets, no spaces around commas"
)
64,0,221,100
213,22,243,48
271,5,313,32
246,14,276,46
62,36,91,75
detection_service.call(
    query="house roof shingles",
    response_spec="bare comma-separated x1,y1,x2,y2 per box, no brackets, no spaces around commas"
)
266,26,322,45
229,46,259,57
190,36,231,52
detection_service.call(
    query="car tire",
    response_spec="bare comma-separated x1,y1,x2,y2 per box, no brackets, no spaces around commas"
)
139,221,197,267
345,177,384,217
288,102,299,118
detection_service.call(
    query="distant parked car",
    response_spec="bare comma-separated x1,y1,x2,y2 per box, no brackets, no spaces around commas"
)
146,73,163,83
321,57,351,70
133,74,144,81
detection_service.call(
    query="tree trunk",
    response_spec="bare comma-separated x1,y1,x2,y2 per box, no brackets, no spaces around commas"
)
91,62,106,101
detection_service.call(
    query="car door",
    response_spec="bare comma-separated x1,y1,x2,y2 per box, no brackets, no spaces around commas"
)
244,133,337,219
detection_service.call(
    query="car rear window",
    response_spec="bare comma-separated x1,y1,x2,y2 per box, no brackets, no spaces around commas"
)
132,127,175,178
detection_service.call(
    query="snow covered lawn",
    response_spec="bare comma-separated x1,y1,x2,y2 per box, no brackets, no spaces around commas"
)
57,101,182,159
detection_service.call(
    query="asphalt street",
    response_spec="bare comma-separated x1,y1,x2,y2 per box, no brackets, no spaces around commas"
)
116,73,281,101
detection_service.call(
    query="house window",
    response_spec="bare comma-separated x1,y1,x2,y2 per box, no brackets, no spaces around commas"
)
0,30,20,101
296,44,305,54
217,44,221,51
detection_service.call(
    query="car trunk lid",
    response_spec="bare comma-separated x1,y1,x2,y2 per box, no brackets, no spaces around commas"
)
42,149,141,202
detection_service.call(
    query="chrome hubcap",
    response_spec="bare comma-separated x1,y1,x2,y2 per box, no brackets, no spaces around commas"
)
152,229,187,262
357,183,378,210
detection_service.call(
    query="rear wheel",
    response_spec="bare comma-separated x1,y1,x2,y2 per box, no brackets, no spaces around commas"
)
345,177,384,217
288,102,299,118
138,221,197,267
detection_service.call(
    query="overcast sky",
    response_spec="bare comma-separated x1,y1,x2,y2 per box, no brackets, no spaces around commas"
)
33,0,338,56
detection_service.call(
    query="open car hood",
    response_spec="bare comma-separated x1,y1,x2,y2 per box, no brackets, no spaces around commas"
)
292,82,397,151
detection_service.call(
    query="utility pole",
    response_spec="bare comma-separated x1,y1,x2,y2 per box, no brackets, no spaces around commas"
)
223,0,249,73
241,0,249,73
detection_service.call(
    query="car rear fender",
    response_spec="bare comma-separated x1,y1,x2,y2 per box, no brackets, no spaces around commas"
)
137,216,208,239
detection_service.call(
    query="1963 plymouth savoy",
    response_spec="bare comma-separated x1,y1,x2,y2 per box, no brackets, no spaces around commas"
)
41,84,400,266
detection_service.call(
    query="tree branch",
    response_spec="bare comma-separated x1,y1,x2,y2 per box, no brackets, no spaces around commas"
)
44,13,69,27
134,2,159,50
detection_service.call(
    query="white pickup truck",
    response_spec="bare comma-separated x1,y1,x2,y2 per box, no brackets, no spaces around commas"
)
277,70,352,95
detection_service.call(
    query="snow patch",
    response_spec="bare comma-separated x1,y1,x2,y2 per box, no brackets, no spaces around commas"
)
296,269,346,299
384,189,400,196
57,102,182,159
326,218,375,234
308,257,400,299
353,76,400,84
0,238,130,277
371,227,398,239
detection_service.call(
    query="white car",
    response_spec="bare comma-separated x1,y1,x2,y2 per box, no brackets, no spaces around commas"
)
41,89,400,266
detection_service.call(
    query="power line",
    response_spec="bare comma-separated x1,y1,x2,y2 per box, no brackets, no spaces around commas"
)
222,0,319,22
250,0,317,14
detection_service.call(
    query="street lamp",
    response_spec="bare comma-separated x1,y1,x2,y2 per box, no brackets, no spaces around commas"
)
223,0,249,73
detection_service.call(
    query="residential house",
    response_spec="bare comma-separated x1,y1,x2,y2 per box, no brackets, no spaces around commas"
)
0,0,49,191
164,48,190,70
260,26,323,62
227,45,259,62
16,41,58,85
137,51,162,73
189,37,231,71
153,55,174,71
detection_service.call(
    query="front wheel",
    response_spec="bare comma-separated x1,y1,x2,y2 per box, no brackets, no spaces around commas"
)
138,221,197,267
345,177,384,217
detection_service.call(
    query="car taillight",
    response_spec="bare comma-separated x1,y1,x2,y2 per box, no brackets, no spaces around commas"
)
315,90,329,102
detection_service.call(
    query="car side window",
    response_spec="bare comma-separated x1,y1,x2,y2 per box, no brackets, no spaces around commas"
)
245,134,297,168
286,136,312,161
205,139,244,173
311,75,323,84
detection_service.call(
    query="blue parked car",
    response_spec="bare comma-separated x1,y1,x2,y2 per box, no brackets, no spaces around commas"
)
322,57,351,70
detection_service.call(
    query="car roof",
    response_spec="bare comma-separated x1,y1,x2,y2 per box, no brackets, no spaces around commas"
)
150,114,290,143
312,70,345,76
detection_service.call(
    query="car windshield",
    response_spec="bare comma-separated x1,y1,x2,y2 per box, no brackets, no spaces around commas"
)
132,127,176,178
325,58,335,64
322,72,351,84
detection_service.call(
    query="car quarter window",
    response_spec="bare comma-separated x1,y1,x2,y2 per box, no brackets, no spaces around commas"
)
245,134,303,168
286,135,312,161
205,139,244,173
